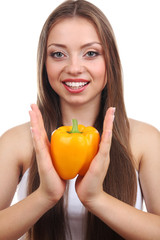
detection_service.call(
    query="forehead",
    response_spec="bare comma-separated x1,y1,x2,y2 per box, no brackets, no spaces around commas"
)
47,17,101,45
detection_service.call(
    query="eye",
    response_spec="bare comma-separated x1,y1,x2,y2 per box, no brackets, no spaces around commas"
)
50,51,65,58
85,51,99,58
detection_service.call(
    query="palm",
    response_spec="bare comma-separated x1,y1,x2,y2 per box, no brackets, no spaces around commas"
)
75,107,115,206
29,104,66,204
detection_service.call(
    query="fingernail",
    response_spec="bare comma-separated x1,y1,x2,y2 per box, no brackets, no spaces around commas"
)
112,107,116,122
112,107,116,115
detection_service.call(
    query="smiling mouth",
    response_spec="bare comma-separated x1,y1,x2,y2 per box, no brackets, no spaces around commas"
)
63,81,89,89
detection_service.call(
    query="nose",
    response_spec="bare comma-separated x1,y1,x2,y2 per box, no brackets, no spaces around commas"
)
64,55,84,76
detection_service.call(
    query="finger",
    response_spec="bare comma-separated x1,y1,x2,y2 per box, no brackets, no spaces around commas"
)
29,105,50,165
29,109,45,152
30,104,50,145
87,107,115,176
30,104,46,136
99,107,115,157
103,107,115,134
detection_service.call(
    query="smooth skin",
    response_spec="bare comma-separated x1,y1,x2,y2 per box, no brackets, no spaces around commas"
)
0,17,160,240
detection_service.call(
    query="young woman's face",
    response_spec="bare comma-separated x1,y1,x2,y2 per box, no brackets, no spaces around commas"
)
46,17,107,107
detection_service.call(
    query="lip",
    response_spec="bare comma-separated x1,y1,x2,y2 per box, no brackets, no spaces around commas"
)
62,78,90,93
62,78,89,83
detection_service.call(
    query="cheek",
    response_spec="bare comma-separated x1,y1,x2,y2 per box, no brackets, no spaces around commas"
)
46,62,55,79
45,66,57,92
46,60,64,84
46,62,59,86
94,61,107,87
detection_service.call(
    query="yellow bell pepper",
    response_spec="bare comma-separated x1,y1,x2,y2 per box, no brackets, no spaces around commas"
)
50,119,100,180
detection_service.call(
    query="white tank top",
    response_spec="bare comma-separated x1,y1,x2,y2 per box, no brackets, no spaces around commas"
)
17,169,143,240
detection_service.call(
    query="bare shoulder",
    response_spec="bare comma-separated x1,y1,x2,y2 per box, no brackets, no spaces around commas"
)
129,118,160,169
0,124,33,208
129,119,160,213
129,118,160,137
129,118,160,142
0,122,33,174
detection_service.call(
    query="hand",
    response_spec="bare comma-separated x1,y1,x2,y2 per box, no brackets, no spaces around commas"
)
29,104,66,207
75,107,115,208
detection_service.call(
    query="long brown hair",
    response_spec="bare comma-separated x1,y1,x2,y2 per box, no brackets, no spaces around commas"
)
27,0,137,239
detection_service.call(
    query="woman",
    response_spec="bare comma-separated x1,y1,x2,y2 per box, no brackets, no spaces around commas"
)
0,0,160,239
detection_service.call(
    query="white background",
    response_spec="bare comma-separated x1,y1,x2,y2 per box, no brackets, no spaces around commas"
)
0,0,160,135
1,0,159,211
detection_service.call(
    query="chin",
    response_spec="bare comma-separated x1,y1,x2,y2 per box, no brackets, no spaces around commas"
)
62,94,86,103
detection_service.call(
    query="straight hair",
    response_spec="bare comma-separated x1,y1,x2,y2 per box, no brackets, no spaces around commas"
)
27,0,137,239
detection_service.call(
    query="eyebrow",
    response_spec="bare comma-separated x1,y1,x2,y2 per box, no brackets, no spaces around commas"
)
47,42,102,49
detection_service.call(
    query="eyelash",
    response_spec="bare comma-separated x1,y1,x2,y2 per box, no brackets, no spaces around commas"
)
50,51,66,58
85,51,100,58
49,50,100,59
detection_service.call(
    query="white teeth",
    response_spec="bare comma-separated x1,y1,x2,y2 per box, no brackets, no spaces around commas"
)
64,82,88,88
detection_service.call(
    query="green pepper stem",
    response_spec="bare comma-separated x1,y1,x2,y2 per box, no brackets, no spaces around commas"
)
68,119,81,133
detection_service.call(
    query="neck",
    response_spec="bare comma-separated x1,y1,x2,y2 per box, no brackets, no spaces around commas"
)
60,100,100,127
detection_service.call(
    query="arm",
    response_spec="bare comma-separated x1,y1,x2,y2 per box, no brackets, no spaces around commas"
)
0,105,66,240
86,189,160,240
76,112,160,239
0,189,54,240
0,124,47,240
